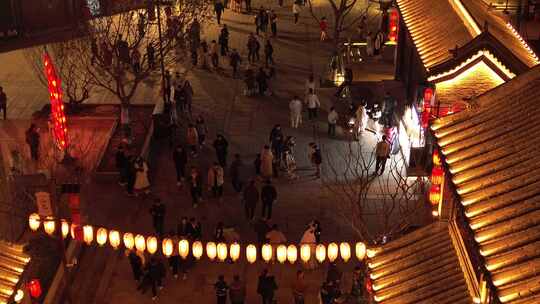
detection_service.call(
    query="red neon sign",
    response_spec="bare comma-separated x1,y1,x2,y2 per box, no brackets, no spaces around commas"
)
388,8,399,42
43,51,69,152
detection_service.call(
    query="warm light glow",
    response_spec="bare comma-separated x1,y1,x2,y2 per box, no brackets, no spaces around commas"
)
192,241,203,259
29,213,40,231
230,243,240,261
506,22,540,64
355,242,366,260
432,210,440,217
287,245,298,264
300,244,311,263
328,243,339,262
109,230,120,249
217,243,228,261
431,166,444,185
96,228,107,246
206,242,217,260
61,220,70,239
123,233,134,250
432,150,441,166
14,289,24,303
44,218,55,235
429,185,442,205
162,239,173,257
147,236,158,254
246,244,257,264
450,0,481,36
366,249,377,258
135,234,146,252
83,225,93,245
277,245,287,263
340,242,351,262
316,244,326,263
262,244,273,262
179,239,190,259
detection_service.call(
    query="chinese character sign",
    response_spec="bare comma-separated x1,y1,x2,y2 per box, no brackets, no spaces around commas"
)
43,51,69,152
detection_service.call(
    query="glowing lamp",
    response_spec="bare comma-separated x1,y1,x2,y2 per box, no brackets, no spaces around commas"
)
316,244,326,263
246,244,257,264
276,245,287,263
340,242,351,262
366,249,377,258
432,210,440,217
431,166,444,185
429,185,441,205
29,213,40,231
179,239,190,259
123,233,135,250
96,228,108,246
328,243,339,262
27,279,42,299
300,244,311,263
43,218,55,235
217,243,228,261
432,150,441,166
206,242,217,260
109,230,120,249
135,234,146,252
230,243,240,262
61,220,70,239
162,238,173,257
14,289,24,303
355,242,366,260
262,244,272,262
192,241,203,259
83,225,94,245
287,245,298,264
147,236,158,254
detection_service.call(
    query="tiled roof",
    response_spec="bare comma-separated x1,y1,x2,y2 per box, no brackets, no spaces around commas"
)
397,0,539,72
432,65,540,303
369,223,471,304
0,241,30,304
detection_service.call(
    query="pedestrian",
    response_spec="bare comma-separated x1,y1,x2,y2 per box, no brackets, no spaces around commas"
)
245,0,252,12
293,2,301,24
260,145,274,179
269,124,284,160
134,156,151,195
177,216,190,237
305,74,316,95
270,10,277,36
215,1,225,24
300,222,318,269
255,37,261,61
131,48,141,74
214,275,229,304
243,180,259,220
326,262,342,285
168,233,181,279
320,17,328,41
214,221,225,242
210,40,219,68
350,265,365,303
292,270,307,304
174,83,185,115
260,180,277,219
230,154,246,193
115,145,128,186
320,280,341,304
182,79,194,115
327,106,338,137
313,146,322,178
213,134,229,167
264,39,274,67
254,217,269,246
247,34,258,63
149,198,166,237
25,123,40,161
186,123,199,156
257,269,278,304
335,67,353,97
289,96,303,128
126,156,136,196
375,135,390,175
207,162,225,202
254,153,262,176
219,25,230,56
229,275,246,304
314,220,322,243
146,43,155,69
266,224,287,245
256,68,268,96
128,250,143,282
0,86,7,119
188,167,203,207
229,49,242,78
255,11,262,36
305,88,321,120
374,30,384,57
148,258,165,300
195,115,208,148
173,145,187,186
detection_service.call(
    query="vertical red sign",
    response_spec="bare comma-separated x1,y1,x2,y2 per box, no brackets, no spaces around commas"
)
43,51,69,152
388,8,399,43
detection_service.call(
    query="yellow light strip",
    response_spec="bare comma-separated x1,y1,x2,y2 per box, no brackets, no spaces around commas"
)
505,22,540,64
451,0,482,36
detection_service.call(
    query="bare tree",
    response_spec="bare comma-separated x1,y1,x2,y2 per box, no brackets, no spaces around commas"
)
323,141,426,244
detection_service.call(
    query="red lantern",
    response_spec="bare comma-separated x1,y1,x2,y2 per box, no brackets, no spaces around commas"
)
388,9,399,42
27,279,42,299
365,276,373,294
429,185,441,205
431,166,444,185
432,149,441,166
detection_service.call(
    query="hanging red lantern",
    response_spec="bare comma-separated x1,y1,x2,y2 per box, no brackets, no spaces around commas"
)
388,9,399,42
432,149,441,166
431,166,444,185
429,185,441,205
27,279,42,299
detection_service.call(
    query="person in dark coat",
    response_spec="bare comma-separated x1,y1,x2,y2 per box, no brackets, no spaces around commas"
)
269,10,278,36
215,1,225,24
254,217,269,246
264,40,274,67
229,49,242,78
214,275,229,304
149,258,165,300
126,156,136,196
254,153,262,175
177,216,190,237
219,25,230,55
173,145,188,186
25,123,40,161
146,43,155,69
243,180,259,220
115,145,128,186
214,221,225,242
229,274,246,304
188,167,203,208
128,251,143,282
257,269,278,304
256,68,268,96
247,34,258,63
261,180,277,219
150,198,166,237
269,124,284,162
213,134,229,167
230,154,246,193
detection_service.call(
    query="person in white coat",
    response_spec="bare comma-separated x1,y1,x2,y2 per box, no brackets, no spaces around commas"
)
289,96,303,128
327,107,338,137
300,222,318,270
134,157,150,195
305,88,320,120
354,104,368,140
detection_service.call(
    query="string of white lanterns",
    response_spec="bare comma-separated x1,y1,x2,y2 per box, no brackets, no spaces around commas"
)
28,213,375,262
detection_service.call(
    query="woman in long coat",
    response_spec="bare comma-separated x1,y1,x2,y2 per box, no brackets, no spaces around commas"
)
134,157,150,195
260,145,274,179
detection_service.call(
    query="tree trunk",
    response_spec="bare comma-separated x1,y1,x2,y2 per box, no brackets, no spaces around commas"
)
120,102,130,126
